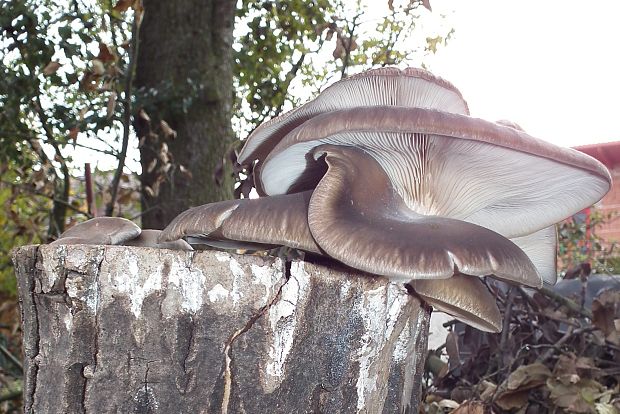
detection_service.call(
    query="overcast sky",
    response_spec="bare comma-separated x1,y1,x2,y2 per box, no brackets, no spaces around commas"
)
420,0,620,148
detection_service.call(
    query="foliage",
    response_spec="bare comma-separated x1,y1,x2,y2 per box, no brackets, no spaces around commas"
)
422,281,620,413
559,208,619,275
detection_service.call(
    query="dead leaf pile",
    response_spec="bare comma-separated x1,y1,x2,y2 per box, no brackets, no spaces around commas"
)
421,275,620,413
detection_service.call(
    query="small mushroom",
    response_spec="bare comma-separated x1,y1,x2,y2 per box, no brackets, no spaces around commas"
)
160,67,612,332
50,218,193,251
410,275,502,333
50,217,141,246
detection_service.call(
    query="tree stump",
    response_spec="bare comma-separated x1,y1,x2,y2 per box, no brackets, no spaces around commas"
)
12,245,430,413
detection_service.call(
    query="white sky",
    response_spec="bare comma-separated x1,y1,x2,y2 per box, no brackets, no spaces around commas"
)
420,0,620,148
76,0,620,173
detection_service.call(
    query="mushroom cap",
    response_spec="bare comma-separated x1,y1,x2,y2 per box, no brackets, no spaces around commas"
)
50,217,141,246
307,145,543,287
259,106,611,239
159,191,321,254
410,274,502,333
237,67,469,165
123,229,193,251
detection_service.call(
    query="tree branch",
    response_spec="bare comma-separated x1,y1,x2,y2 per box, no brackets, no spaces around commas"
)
106,13,140,216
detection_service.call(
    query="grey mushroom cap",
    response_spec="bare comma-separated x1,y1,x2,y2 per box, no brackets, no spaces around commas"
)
123,229,193,251
50,217,141,246
307,145,543,287
159,191,321,254
410,274,502,333
237,67,469,166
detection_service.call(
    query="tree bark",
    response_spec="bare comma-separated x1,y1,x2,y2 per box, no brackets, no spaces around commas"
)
134,0,236,229
13,245,430,413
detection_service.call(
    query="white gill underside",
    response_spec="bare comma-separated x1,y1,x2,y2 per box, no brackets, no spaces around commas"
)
510,226,558,285
261,132,608,241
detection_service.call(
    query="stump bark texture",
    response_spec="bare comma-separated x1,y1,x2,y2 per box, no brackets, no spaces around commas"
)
12,245,430,413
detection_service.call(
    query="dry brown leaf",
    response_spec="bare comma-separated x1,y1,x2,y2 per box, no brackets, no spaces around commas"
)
138,108,151,123
592,289,620,345
68,127,79,141
421,0,432,11
146,159,157,174
97,43,117,63
477,380,497,403
112,0,132,12
451,400,485,414
43,61,61,76
495,389,529,411
179,165,193,180
159,120,177,140
92,59,105,75
506,363,551,391
106,92,117,119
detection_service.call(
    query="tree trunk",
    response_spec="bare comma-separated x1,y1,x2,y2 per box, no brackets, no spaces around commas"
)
12,245,430,413
134,0,236,229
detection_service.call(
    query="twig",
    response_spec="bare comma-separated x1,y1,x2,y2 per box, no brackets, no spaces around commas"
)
85,163,95,216
1,179,91,218
106,13,140,216
536,326,595,363
540,286,593,319
0,343,23,371
33,96,71,237
339,12,361,79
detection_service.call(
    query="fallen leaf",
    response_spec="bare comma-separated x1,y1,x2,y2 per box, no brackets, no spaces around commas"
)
451,400,485,414
495,390,530,411
506,363,551,391
592,289,620,345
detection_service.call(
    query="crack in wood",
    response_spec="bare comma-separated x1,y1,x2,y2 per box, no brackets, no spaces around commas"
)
220,259,291,414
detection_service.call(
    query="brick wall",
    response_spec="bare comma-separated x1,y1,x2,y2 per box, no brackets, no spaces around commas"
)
596,166,620,244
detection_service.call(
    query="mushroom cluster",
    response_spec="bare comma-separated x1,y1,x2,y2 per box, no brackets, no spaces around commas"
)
155,67,611,332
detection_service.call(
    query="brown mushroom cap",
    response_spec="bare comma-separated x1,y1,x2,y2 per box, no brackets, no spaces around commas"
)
410,274,502,333
237,67,469,165
307,145,542,287
159,191,321,254
50,217,141,246
123,229,193,251
259,106,611,240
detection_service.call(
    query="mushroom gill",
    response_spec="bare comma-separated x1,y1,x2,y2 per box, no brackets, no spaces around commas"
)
159,67,612,333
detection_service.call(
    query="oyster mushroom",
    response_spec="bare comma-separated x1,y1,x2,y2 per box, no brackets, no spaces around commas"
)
50,217,141,246
160,67,611,332
51,217,193,250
